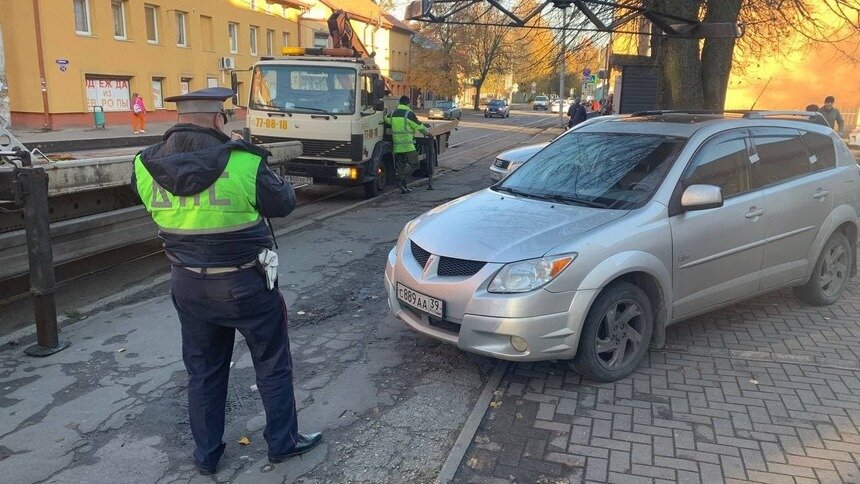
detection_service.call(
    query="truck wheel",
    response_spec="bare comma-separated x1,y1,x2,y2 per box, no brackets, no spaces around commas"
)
363,163,386,199
569,282,653,382
793,231,852,306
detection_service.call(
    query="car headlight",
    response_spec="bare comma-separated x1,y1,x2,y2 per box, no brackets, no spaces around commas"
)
397,218,420,248
488,254,576,293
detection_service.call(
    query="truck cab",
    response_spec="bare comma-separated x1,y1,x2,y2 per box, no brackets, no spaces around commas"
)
243,49,391,197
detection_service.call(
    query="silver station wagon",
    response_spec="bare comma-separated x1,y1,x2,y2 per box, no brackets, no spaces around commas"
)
385,111,859,382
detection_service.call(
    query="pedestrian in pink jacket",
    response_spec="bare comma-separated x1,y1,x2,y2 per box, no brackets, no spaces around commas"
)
131,93,147,134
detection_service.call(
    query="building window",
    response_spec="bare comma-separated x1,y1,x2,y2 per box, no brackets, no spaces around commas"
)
282,32,290,49
266,29,274,56
249,26,259,56
152,78,164,108
180,78,192,95
228,22,239,54
249,0,256,9
313,32,329,48
207,77,219,88
111,1,127,39
145,5,159,43
74,0,91,35
201,15,214,51
175,11,187,47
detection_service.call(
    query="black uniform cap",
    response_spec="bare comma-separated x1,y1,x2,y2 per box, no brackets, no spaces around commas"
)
165,87,235,114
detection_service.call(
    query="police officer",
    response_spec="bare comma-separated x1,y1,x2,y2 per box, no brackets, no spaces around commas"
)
384,95,428,193
131,87,321,475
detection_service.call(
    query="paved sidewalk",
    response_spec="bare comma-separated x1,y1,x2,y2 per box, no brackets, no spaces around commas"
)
456,279,860,483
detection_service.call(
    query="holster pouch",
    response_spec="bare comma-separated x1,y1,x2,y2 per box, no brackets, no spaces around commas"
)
257,248,279,290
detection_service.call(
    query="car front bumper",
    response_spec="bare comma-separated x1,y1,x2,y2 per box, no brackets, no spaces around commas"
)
384,246,594,362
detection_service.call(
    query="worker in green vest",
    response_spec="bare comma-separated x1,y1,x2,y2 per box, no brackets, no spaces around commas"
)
130,87,321,475
384,95,428,194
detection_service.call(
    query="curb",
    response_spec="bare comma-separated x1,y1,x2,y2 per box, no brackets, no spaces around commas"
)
436,361,510,483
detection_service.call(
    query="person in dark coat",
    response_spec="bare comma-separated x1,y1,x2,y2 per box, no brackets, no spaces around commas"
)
567,99,588,128
130,87,321,475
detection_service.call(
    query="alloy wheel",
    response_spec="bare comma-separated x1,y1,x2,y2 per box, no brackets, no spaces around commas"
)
820,241,849,297
594,299,645,370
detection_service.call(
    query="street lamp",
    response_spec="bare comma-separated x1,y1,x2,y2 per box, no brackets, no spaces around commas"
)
558,5,568,128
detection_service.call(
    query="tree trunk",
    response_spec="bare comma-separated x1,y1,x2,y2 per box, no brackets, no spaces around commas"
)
651,0,705,109
701,0,742,110
473,83,482,111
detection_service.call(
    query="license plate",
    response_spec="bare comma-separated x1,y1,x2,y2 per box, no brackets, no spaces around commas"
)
286,175,313,186
396,283,444,318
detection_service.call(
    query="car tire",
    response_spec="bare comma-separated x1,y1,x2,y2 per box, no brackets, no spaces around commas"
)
793,231,852,306
570,282,653,382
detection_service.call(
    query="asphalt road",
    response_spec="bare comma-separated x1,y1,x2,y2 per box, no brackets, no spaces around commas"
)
0,108,562,343
0,108,560,482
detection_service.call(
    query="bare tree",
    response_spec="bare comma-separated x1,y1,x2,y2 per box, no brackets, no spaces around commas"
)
643,0,860,109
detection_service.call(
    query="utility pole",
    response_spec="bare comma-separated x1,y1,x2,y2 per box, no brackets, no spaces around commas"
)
558,7,567,128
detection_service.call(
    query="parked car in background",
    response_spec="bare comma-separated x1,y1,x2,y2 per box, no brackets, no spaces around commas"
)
550,99,573,113
849,127,859,148
387,110,858,382
490,143,548,182
428,100,462,120
533,96,550,111
485,100,510,118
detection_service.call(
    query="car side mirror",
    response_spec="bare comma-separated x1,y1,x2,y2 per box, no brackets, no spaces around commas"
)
681,184,723,212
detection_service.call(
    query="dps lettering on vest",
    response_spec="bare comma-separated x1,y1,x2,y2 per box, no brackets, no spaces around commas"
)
134,150,262,235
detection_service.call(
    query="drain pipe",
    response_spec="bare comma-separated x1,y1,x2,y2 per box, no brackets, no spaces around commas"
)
32,0,51,129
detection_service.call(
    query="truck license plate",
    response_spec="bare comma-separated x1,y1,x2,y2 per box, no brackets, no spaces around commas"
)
286,175,313,186
397,283,444,318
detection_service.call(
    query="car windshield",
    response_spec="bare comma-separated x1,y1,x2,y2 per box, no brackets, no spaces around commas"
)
535,96,548,101
489,100,505,106
250,65,356,115
496,132,685,210
434,101,453,108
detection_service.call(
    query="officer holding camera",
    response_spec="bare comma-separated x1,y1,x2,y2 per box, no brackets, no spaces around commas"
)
131,87,321,475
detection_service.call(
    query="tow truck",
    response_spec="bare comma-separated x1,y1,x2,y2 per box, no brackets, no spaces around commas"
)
235,11,458,198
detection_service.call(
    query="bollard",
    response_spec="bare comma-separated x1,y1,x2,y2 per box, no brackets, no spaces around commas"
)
0,150,69,356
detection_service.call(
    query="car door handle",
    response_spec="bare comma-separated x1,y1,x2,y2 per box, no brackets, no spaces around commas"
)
745,208,764,219
813,189,830,199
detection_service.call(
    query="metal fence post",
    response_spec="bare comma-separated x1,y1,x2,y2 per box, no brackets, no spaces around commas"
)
1,150,69,356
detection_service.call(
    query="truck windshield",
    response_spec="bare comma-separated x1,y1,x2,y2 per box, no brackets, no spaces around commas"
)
250,65,357,115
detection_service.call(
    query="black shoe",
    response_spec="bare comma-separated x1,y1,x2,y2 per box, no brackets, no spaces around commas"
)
268,433,323,464
397,181,411,194
197,465,217,476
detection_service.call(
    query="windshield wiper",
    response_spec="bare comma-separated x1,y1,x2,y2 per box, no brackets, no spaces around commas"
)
291,106,331,115
494,186,536,198
540,194,607,209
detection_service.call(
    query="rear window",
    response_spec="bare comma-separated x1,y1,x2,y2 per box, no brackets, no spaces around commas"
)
800,130,836,170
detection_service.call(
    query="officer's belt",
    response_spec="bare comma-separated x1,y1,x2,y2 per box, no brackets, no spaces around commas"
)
181,260,257,275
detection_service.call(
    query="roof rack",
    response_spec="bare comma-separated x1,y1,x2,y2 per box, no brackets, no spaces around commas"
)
629,109,829,126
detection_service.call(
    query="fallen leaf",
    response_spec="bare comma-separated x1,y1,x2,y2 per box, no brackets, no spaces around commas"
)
297,311,306,315
516,412,524,419
467,457,479,468
117,348,126,353
489,401,502,408
749,379,759,385
238,436,251,445
250,384,258,391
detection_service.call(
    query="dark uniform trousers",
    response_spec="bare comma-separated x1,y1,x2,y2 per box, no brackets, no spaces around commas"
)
395,151,419,184
170,265,298,468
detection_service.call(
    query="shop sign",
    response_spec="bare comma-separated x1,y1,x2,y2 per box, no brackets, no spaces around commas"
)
85,78,131,111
